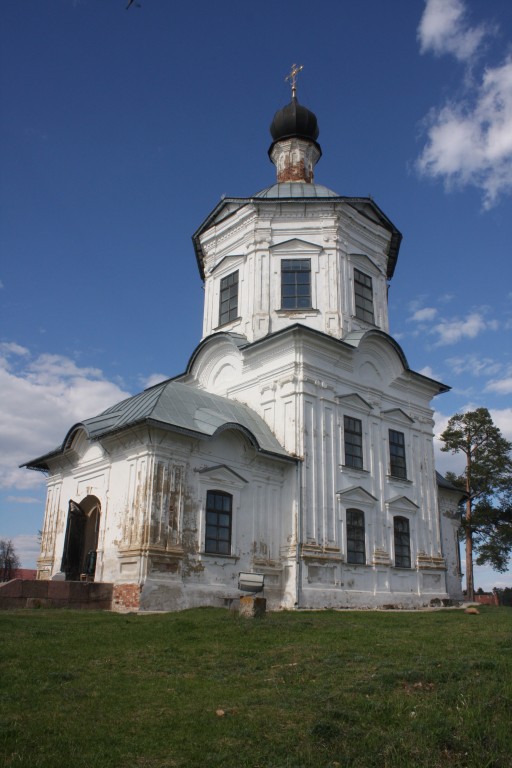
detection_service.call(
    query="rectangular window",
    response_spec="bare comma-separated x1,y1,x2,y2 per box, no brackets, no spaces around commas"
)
344,416,363,469
281,259,311,309
205,490,232,555
347,509,366,564
354,268,374,324
219,271,239,326
394,516,411,568
389,429,407,479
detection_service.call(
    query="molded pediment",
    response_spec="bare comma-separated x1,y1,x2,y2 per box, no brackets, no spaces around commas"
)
349,252,380,274
196,464,248,486
385,495,419,513
335,393,373,413
270,238,322,255
337,485,377,506
382,408,414,424
209,253,244,275
210,201,246,227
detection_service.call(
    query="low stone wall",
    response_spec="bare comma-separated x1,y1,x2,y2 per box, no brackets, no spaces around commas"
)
474,592,500,606
0,579,113,610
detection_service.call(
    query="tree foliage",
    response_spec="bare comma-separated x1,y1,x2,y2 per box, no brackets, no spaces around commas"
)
0,538,21,581
440,407,512,600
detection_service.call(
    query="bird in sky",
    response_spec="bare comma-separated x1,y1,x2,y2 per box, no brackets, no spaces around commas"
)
126,0,141,9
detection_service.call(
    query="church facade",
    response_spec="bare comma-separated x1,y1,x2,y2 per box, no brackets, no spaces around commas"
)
26,85,462,611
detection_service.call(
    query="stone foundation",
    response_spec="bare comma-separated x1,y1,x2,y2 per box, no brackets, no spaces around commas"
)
239,595,266,618
0,579,113,610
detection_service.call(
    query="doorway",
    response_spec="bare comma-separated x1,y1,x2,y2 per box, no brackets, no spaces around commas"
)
60,496,101,581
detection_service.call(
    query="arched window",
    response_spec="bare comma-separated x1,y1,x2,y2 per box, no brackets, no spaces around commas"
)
346,509,365,564
205,490,233,555
394,516,411,568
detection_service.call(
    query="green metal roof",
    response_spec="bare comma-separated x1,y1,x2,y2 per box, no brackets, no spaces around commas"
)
23,380,293,471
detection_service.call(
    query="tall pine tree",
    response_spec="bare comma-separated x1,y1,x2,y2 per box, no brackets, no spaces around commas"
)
440,408,512,601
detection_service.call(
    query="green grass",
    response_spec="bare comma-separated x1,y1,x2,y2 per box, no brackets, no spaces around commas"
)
1,607,512,768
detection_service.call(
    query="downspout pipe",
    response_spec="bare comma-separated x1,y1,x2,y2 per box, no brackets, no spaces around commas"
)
295,458,303,608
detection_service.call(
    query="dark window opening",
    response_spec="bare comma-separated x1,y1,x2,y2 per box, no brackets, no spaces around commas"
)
389,429,407,479
281,259,311,309
354,268,374,323
394,516,411,568
344,416,363,469
347,508,366,564
205,490,232,555
219,271,239,325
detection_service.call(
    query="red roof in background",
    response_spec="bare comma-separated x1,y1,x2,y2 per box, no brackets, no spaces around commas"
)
11,568,37,580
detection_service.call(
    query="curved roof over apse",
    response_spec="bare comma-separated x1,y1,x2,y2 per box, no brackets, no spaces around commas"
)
342,328,450,394
183,331,248,378
22,379,294,471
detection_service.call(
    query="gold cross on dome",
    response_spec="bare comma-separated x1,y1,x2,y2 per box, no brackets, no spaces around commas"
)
285,63,303,99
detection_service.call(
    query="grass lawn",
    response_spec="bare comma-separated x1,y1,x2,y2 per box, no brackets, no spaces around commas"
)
1,606,511,768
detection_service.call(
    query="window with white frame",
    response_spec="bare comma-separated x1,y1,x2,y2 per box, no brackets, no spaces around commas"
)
219,271,239,326
394,516,411,568
346,509,366,564
281,259,311,309
354,268,374,324
389,429,407,479
205,490,232,555
344,416,363,469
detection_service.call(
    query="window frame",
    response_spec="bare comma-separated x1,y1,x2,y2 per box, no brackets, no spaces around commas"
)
394,516,411,568
343,415,364,469
346,508,366,565
389,429,407,480
354,268,375,324
204,490,233,555
281,258,312,310
218,270,239,326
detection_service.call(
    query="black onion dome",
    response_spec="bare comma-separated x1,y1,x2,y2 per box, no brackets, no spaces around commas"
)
270,97,320,144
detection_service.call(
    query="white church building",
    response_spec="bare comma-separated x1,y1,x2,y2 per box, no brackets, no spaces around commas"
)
26,80,462,611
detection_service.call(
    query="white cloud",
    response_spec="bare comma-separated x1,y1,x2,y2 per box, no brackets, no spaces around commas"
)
5,495,42,504
418,365,434,377
0,343,131,491
485,377,512,395
432,311,496,345
0,341,29,360
10,534,40,570
418,0,490,62
490,407,512,442
433,409,465,475
446,354,502,377
410,307,437,323
417,2,512,208
142,372,169,389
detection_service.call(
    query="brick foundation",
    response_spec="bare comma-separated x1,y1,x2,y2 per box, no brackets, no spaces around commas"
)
112,583,141,612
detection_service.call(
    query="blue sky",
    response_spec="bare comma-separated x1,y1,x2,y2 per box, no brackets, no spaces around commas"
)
1,0,511,590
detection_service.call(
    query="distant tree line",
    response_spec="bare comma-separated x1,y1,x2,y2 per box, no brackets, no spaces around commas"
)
494,588,512,607
0,539,21,581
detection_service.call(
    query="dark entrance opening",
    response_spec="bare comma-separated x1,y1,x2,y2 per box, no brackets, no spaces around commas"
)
61,496,100,581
